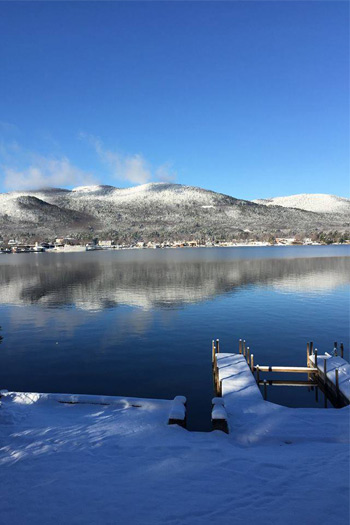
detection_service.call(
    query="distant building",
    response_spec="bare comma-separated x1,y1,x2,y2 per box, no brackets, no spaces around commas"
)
55,237,79,246
98,240,114,247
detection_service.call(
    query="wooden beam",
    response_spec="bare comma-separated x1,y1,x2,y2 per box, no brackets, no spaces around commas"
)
253,366,318,373
258,380,318,387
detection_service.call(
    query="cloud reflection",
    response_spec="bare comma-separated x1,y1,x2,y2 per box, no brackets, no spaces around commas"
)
0,252,349,311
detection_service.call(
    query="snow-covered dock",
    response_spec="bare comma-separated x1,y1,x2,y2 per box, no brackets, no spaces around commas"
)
309,353,350,403
213,349,349,446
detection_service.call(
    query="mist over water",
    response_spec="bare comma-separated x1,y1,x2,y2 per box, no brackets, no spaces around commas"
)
0,245,349,429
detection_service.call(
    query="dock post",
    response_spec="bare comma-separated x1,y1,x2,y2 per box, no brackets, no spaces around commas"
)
243,340,246,358
340,343,344,359
212,340,216,367
247,347,250,365
219,379,223,397
307,342,310,366
256,365,260,385
239,339,242,354
323,358,327,385
250,354,254,373
334,342,338,356
335,368,339,397
213,352,217,390
214,355,220,397
310,341,314,355
263,379,267,400
314,349,318,370
216,339,220,354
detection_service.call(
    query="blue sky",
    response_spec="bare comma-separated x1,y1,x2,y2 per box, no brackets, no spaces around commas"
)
0,1,348,199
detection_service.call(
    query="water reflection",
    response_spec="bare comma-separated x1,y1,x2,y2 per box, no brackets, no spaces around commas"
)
0,250,349,310
0,247,349,430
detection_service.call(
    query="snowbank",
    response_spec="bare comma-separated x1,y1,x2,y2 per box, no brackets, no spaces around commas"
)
1,389,349,525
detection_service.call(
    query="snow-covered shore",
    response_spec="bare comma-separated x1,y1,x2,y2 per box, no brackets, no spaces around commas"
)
1,390,349,525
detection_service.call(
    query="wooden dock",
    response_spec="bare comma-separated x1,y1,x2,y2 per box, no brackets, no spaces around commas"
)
211,338,350,433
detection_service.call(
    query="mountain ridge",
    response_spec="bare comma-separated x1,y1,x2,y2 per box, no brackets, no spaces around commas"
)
253,193,350,215
0,183,348,242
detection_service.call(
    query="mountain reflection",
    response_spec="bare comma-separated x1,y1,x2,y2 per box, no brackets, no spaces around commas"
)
0,252,349,310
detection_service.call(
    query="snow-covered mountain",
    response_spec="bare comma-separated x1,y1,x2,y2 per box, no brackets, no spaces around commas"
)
253,193,350,215
0,183,348,241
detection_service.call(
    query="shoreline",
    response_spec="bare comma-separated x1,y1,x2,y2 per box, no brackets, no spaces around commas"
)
1,242,349,254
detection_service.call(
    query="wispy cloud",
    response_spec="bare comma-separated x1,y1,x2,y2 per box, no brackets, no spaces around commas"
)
156,162,177,183
0,132,177,191
0,141,96,191
3,156,95,191
0,121,19,134
80,133,177,185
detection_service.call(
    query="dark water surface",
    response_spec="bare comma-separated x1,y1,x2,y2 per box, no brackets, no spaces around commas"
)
0,245,349,430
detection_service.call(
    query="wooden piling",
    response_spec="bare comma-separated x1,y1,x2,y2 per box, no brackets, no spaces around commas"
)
247,347,250,365
216,373,221,397
307,342,310,366
314,349,318,369
250,354,254,373
310,341,314,355
214,354,219,392
263,379,267,400
239,339,242,354
335,368,339,395
256,365,260,384
340,343,344,359
213,355,220,397
212,340,216,366
216,339,220,354
243,340,246,358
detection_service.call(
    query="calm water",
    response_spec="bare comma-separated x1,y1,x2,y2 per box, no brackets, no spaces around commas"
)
0,245,349,430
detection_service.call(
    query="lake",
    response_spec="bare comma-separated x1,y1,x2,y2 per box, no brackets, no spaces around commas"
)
0,245,349,430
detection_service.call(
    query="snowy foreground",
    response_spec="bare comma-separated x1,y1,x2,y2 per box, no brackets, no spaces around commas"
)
0,389,349,525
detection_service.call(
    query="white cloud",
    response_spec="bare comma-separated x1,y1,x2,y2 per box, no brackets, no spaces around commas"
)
2,156,95,191
156,162,177,183
81,133,176,185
